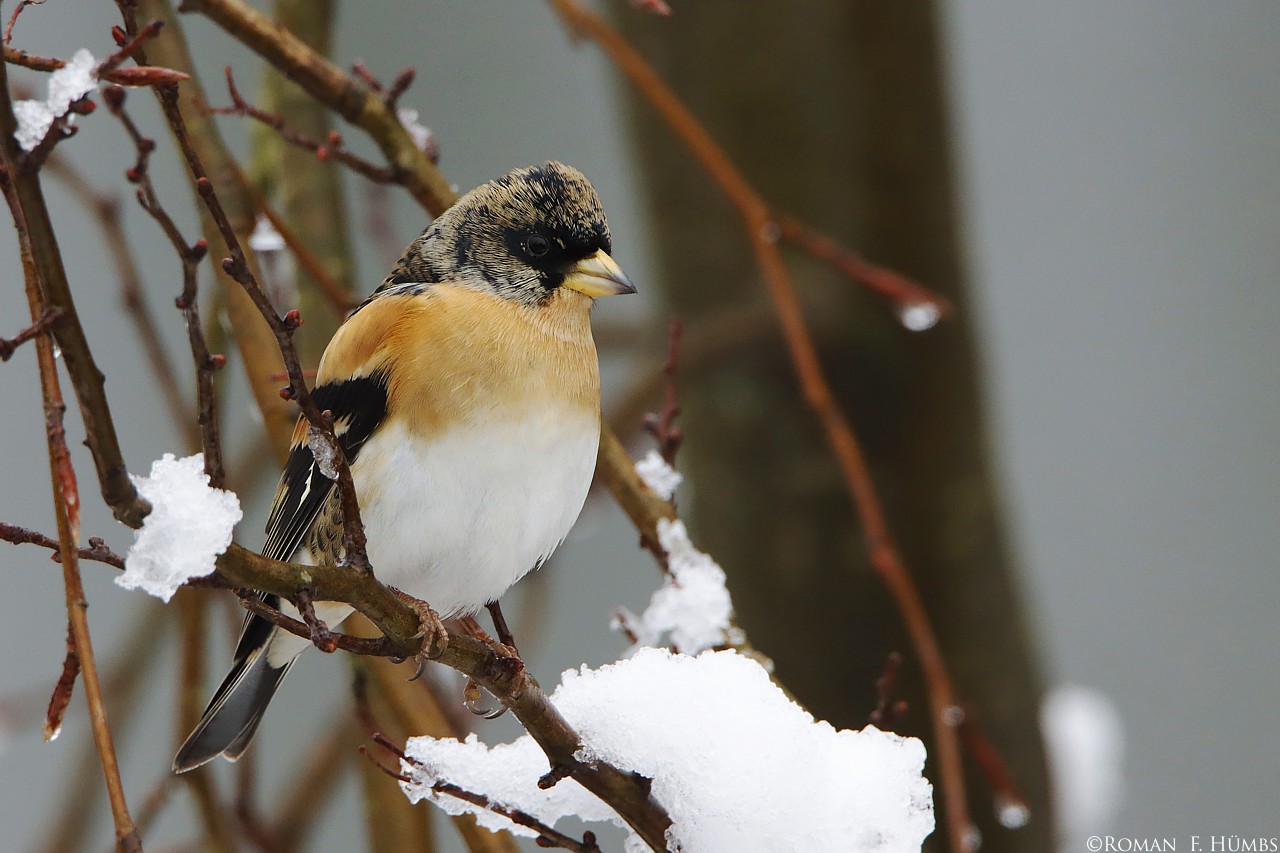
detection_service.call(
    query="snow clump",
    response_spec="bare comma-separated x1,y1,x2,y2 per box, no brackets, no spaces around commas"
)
118,453,242,602
12,49,98,151
402,648,934,852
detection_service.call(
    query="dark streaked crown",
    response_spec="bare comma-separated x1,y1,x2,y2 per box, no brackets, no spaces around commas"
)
378,162,612,307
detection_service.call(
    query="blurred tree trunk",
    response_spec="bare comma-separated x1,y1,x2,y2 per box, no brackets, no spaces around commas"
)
615,3,1052,849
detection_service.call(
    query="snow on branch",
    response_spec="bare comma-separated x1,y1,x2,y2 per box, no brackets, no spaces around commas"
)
402,648,934,852
11,48,96,151
117,453,241,601
616,518,735,655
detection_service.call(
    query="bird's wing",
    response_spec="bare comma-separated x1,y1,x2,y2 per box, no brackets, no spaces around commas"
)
231,294,415,664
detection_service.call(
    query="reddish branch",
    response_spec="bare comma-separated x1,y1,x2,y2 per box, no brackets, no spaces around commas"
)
207,67,399,185
2,43,62,71
958,705,1030,826
776,215,952,318
3,0,43,46
544,1,978,848
0,522,126,568
1,62,141,846
350,60,417,112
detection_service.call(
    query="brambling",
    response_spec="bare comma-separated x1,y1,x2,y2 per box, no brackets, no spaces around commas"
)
174,162,634,772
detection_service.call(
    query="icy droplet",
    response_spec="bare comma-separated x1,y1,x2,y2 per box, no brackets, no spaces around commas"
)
942,704,966,726
759,221,781,243
962,824,983,852
997,799,1030,828
52,343,63,360
898,301,940,332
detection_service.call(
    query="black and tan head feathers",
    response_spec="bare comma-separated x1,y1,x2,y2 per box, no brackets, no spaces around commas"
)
375,161,632,307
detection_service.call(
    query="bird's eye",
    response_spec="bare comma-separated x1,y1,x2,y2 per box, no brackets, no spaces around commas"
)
525,234,550,258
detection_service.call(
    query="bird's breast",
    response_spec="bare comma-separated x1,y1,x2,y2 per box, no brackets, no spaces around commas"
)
348,400,600,617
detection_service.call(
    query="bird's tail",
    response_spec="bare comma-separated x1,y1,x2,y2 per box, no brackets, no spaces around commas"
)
172,615,293,773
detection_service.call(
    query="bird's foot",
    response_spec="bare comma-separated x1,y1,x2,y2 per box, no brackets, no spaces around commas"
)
391,589,448,680
457,614,521,662
454,613,523,720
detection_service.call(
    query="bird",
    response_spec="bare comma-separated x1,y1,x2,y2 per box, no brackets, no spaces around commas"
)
173,162,635,772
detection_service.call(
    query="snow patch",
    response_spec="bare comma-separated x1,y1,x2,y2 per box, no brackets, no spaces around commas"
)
635,449,682,501
118,454,242,602
402,648,934,852
614,519,733,655
13,49,98,151
397,107,434,153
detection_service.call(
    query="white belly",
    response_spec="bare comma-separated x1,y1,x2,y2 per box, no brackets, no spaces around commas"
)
347,409,599,617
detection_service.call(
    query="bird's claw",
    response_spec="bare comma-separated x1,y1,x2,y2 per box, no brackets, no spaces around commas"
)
392,589,448,680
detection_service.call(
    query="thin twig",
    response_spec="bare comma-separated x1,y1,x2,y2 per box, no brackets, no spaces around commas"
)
368,734,602,853
958,705,1031,828
231,162,357,317
0,305,61,360
103,84,227,485
0,522,126,568
3,43,62,71
42,153,198,448
3,0,44,47
208,66,399,184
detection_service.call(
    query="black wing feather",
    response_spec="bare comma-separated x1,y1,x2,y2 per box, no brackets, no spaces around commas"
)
230,372,389,664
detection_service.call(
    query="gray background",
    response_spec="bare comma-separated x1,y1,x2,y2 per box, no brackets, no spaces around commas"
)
1,1,1276,849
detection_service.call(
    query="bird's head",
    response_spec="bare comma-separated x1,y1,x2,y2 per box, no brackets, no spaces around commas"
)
393,161,635,307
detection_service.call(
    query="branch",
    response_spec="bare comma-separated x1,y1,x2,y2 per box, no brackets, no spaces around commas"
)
1,60,141,850
211,546,673,848
0,305,60,360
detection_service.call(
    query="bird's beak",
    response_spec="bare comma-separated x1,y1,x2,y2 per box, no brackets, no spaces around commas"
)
562,249,637,297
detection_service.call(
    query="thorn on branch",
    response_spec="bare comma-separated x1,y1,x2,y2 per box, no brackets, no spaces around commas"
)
0,306,62,361
537,763,574,790
868,651,908,729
